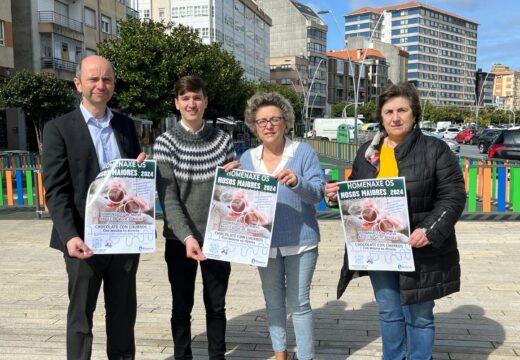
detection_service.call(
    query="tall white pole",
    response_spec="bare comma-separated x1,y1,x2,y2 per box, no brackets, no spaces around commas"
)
317,10,359,140
290,61,308,135
354,10,386,148
306,58,325,136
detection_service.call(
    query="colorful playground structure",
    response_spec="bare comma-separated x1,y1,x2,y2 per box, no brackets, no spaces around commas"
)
1,144,519,217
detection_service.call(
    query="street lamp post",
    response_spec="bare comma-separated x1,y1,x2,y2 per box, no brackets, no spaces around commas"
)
305,58,326,136
318,9,386,148
287,58,308,135
353,10,387,147
505,109,516,127
288,79,305,132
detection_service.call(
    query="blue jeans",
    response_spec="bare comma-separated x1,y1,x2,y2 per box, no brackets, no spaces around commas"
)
369,271,435,360
258,248,318,360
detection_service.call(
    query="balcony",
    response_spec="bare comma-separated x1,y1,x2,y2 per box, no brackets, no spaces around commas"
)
41,57,77,73
127,6,139,19
38,11,83,33
101,32,117,42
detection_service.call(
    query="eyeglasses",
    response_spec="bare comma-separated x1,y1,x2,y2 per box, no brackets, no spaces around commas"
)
255,116,284,127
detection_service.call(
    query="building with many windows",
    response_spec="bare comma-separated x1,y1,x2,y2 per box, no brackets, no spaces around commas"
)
12,0,137,81
475,68,495,108
326,48,390,108
133,0,272,81
5,0,138,150
492,64,520,112
258,0,328,118
345,1,479,106
269,55,309,133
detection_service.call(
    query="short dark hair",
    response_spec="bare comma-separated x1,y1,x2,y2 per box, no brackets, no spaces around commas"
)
174,75,207,98
375,82,422,131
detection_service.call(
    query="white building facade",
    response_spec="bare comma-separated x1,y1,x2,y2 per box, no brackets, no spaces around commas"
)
135,0,271,81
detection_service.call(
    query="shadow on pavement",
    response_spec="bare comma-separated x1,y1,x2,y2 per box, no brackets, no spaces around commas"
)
167,301,505,359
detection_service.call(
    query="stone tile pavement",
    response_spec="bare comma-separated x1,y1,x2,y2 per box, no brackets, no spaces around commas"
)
0,219,519,359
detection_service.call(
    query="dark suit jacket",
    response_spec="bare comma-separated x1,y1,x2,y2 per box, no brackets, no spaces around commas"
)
42,108,142,253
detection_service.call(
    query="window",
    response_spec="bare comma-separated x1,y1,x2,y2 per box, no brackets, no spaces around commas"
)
194,6,201,16
202,5,209,16
172,7,179,18
0,21,4,46
186,6,193,17
84,7,96,29
159,8,165,20
75,46,82,62
101,15,111,34
201,28,209,38
143,9,150,19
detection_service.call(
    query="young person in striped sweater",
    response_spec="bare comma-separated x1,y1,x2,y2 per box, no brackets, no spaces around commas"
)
154,75,239,360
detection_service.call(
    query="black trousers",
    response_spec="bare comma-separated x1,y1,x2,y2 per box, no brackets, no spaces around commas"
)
64,253,139,360
165,239,231,360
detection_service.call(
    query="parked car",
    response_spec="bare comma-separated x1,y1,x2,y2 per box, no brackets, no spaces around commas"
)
455,128,478,144
420,128,442,139
487,128,520,160
422,130,460,153
443,127,460,140
477,128,503,154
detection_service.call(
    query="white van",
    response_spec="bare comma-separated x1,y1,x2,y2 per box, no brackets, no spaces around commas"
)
309,117,364,141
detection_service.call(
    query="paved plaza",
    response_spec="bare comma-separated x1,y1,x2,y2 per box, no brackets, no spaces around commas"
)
0,218,519,359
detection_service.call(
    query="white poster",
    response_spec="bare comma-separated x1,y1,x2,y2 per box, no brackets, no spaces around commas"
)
84,159,156,254
338,177,414,271
204,167,279,267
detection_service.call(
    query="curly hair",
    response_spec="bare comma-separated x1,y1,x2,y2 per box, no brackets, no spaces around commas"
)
244,92,295,137
375,82,422,131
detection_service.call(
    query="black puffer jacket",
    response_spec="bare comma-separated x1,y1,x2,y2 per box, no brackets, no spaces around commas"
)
337,128,466,305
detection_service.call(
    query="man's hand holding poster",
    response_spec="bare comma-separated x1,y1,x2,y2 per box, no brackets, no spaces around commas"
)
85,159,156,254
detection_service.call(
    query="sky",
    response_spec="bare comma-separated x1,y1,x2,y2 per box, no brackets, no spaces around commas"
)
302,0,520,72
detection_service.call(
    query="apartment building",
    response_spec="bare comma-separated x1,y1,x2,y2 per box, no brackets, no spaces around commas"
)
326,49,390,108
475,68,495,108
133,0,272,81
258,0,328,118
492,64,520,112
269,55,309,94
0,0,15,149
12,0,137,81
4,0,138,150
345,1,478,106
348,37,408,85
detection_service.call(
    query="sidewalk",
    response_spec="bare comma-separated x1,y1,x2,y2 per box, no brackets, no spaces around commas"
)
0,219,519,359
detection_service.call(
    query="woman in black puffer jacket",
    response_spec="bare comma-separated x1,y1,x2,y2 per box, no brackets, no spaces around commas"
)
325,83,466,360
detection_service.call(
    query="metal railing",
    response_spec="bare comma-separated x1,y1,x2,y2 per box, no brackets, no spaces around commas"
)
101,32,117,42
41,57,77,73
2,146,518,217
38,11,83,33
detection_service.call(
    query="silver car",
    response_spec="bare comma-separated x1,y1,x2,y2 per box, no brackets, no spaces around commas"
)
422,130,460,153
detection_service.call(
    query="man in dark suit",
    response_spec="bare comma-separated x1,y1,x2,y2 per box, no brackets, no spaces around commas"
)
42,55,146,359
